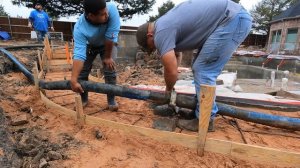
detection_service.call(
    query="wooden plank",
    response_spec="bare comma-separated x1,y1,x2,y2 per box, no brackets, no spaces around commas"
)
39,91,300,167
65,43,71,64
33,62,39,90
44,36,53,59
52,53,67,59
38,70,44,79
230,142,300,166
40,92,76,120
48,65,72,70
48,60,72,66
75,95,85,128
97,69,101,78
37,50,43,70
88,74,103,83
197,85,216,156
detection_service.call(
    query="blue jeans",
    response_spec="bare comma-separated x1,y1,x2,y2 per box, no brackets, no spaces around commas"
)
36,31,48,43
78,45,118,105
192,9,252,119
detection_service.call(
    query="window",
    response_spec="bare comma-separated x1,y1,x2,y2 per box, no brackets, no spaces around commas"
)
270,30,282,53
284,28,298,51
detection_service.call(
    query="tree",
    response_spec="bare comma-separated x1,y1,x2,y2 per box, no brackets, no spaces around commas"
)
149,0,174,22
0,5,8,16
11,0,155,20
250,0,298,34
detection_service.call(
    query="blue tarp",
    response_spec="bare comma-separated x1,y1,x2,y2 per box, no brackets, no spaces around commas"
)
0,31,11,40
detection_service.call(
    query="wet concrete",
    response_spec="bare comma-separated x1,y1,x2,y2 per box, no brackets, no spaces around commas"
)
233,56,300,73
224,64,300,82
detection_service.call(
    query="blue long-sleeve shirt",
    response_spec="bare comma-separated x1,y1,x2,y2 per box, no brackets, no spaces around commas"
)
29,9,51,32
73,2,121,62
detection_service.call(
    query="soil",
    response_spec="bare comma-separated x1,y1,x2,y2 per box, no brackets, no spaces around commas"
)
0,41,299,168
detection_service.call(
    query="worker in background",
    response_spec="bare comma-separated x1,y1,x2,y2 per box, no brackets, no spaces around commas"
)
71,0,120,111
136,0,252,132
28,2,54,43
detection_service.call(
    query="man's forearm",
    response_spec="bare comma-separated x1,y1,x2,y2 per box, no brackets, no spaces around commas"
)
104,40,114,59
71,60,84,82
161,50,178,91
164,69,177,91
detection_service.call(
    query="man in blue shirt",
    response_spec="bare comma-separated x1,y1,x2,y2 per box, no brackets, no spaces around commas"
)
71,0,121,111
28,3,54,43
136,0,252,131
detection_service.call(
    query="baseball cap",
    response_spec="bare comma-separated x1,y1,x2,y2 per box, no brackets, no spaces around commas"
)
136,22,150,53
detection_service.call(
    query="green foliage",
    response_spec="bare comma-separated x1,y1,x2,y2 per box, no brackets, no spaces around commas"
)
250,0,298,33
0,5,8,16
11,0,156,20
149,0,174,22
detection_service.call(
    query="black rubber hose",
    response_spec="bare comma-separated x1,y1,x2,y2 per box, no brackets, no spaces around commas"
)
3,44,44,50
217,103,300,131
1,47,300,131
0,48,34,83
39,80,300,131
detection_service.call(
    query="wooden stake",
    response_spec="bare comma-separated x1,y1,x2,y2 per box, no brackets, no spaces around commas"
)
40,92,300,167
37,50,43,71
197,84,216,156
65,43,71,64
75,95,85,128
97,69,101,79
44,36,53,59
44,56,50,73
33,62,39,90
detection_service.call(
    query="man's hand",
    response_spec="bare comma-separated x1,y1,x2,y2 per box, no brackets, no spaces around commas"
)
50,27,55,31
71,60,84,93
70,80,84,93
103,57,115,70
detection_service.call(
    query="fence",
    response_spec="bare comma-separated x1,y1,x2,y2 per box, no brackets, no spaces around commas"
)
0,16,266,65
0,16,139,64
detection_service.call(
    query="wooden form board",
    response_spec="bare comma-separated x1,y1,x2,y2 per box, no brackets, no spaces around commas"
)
48,60,72,66
39,91,300,167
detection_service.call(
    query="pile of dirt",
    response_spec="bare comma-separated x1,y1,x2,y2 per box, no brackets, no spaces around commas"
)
0,54,14,74
1,44,299,167
0,72,83,168
0,105,81,168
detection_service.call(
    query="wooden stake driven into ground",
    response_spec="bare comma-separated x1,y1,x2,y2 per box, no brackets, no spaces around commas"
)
39,91,300,167
44,36,52,60
75,95,86,128
97,69,101,79
65,43,71,64
33,62,39,90
37,50,43,71
197,85,216,156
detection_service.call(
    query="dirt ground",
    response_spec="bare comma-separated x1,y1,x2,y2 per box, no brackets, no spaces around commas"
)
0,43,300,168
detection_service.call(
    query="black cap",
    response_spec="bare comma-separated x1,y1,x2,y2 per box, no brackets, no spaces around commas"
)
136,22,150,52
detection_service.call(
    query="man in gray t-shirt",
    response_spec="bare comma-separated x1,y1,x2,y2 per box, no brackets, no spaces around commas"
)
136,0,252,132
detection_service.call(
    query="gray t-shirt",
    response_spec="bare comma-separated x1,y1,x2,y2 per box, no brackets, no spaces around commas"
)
154,0,242,56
